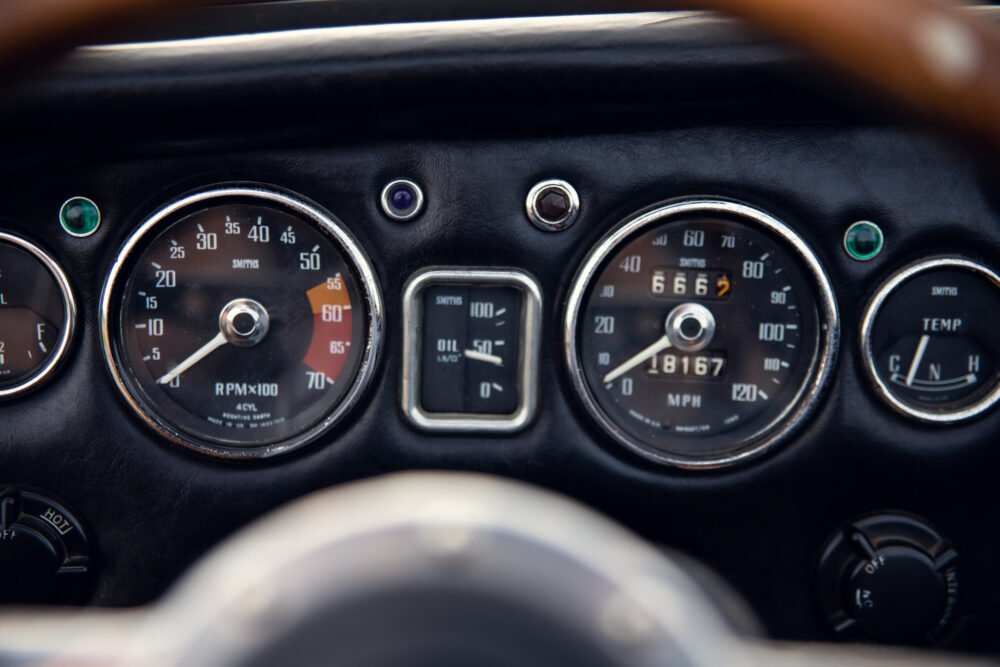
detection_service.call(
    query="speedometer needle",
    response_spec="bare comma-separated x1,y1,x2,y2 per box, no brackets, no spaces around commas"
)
157,332,227,385
602,335,673,384
464,349,503,367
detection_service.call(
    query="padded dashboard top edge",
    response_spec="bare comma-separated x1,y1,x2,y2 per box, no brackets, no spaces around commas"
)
0,12,889,163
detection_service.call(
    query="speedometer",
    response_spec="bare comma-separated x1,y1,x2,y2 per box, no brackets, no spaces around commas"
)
565,199,838,469
101,187,382,459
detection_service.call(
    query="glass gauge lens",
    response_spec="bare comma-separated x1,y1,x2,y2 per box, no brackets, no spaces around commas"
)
566,200,837,468
862,258,1000,422
102,188,382,458
420,285,522,414
402,269,541,433
0,234,75,397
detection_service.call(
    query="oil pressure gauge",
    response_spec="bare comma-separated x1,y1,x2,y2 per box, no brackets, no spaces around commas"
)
402,268,541,432
861,257,1000,423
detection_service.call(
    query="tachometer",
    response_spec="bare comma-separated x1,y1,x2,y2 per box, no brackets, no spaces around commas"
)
565,199,838,469
100,187,382,459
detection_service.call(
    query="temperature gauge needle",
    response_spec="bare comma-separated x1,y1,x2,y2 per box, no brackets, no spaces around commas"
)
905,334,930,386
464,349,504,367
602,335,673,384
158,332,227,385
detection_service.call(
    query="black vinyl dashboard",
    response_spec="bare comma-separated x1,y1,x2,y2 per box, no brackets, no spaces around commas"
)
2,5,1000,657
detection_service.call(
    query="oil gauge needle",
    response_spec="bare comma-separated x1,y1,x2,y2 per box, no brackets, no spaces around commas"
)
157,332,227,385
602,335,673,384
905,334,930,386
464,349,504,367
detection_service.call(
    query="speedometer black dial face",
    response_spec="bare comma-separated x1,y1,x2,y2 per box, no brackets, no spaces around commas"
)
101,188,382,459
566,200,838,469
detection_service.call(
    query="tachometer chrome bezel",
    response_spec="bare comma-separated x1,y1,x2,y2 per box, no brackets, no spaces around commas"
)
99,186,384,460
564,198,839,470
0,232,77,399
860,256,1000,424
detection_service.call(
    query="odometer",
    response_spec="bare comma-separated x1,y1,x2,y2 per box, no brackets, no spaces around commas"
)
565,199,838,469
101,187,382,459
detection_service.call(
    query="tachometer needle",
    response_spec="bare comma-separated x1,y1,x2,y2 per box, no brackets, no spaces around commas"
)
157,332,227,385
464,349,504,367
602,335,673,384
905,334,930,386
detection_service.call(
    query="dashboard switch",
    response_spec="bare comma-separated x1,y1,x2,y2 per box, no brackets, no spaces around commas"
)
817,513,957,645
0,487,93,605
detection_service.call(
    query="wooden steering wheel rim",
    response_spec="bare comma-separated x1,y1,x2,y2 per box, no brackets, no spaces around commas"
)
687,0,1000,154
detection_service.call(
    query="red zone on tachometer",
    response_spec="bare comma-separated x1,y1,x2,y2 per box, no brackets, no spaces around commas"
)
303,275,354,383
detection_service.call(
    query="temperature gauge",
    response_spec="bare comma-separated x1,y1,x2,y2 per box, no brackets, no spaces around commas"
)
402,269,541,432
0,233,75,398
861,257,1000,423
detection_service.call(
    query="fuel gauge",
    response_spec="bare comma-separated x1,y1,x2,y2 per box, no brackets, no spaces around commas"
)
402,269,541,432
861,258,1000,423
0,233,75,398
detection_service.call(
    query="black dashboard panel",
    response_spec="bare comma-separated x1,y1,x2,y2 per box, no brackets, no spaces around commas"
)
2,10,1000,654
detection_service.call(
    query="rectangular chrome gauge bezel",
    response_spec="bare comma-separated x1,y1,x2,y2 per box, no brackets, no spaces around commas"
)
401,267,542,432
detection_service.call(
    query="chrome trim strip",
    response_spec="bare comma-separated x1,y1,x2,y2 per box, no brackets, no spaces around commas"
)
81,12,703,54
76,7,998,59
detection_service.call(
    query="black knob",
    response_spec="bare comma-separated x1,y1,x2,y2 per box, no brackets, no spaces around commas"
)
817,513,957,645
0,487,93,605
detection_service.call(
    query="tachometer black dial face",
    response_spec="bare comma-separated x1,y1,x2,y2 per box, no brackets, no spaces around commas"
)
862,258,1000,423
0,235,75,397
566,200,838,468
102,188,382,458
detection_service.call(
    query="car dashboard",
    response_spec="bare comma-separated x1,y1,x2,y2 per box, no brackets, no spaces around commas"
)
1,4,1000,658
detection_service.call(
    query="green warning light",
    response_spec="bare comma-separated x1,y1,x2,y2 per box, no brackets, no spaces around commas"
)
59,197,101,238
843,220,883,261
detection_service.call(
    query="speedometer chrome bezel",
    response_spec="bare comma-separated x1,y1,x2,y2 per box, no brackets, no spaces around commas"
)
564,198,839,470
99,186,384,460
860,256,1000,424
0,232,77,399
